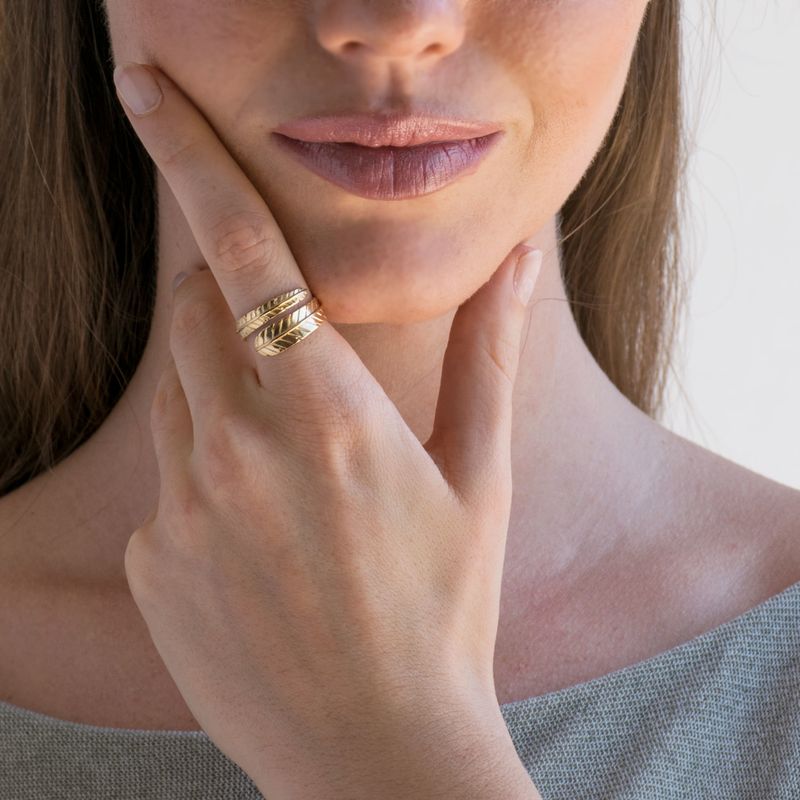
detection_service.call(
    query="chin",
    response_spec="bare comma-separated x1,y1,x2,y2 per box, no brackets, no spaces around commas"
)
277,210,523,324
292,238,491,325
307,271,449,325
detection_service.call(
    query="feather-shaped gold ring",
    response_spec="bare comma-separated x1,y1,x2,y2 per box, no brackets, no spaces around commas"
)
234,288,327,357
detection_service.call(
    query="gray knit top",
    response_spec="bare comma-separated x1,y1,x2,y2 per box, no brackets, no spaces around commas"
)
3,578,800,800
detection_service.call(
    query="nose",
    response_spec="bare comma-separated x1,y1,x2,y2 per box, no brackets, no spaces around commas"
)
312,0,466,69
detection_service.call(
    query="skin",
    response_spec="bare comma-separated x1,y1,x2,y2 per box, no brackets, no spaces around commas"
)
6,0,660,577
2,0,800,764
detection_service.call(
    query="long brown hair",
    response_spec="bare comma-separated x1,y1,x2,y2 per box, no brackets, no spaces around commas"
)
0,0,688,497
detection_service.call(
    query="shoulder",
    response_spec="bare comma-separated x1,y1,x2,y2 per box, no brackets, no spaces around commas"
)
666,430,800,594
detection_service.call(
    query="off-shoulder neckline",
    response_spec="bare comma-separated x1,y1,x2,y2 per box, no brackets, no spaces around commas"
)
2,577,799,738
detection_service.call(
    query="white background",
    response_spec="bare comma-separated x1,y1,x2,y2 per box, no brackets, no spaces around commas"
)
662,0,800,489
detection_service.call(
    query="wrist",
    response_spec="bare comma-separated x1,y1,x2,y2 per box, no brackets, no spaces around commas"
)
250,700,540,800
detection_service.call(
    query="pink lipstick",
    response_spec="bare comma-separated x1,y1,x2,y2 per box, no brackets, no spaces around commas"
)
271,113,504,200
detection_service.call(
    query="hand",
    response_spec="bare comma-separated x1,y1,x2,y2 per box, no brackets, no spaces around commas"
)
113,61,543,799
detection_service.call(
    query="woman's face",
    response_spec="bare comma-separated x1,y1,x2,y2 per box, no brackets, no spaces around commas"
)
104,0,650,324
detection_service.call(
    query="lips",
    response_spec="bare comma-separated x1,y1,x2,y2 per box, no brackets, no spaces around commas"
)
271,131,504,200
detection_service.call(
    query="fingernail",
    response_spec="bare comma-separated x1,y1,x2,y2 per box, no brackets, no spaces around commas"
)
113,63,163,116
513,249,543,307
172,271,188,293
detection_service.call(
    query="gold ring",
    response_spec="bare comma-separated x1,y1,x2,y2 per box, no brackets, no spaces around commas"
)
235,288,327,357
235,287,310,339
254,296,326,357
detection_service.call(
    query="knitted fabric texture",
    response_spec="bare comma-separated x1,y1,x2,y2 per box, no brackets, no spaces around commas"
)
2,579,800,799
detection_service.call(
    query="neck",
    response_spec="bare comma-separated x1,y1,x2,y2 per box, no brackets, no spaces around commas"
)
1,174,669,590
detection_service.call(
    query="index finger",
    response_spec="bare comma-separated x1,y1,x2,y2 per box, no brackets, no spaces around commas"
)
112,61,356,390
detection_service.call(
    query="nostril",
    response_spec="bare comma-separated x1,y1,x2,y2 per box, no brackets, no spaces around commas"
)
422,42,445,57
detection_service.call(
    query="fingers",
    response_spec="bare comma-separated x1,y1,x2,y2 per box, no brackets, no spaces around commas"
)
150,355,194,483
169,269,256,436
424,244,543,508
112,62,352,396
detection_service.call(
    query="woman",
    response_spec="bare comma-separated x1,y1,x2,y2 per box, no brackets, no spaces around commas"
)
1,1,799,798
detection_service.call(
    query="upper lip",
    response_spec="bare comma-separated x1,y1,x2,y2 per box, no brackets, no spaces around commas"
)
272,112,503,148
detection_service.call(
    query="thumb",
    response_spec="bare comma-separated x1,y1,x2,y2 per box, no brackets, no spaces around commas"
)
424,241,543,505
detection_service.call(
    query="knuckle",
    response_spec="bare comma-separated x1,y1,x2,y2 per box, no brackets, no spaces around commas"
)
123,524,156,587
159,134,201,173
124,490,209,605
306,373,371,437
123,528,141,574
478,331,518,390
288,376,377,469
150,367,181,430
170,290,216,344
321,383,362,430
211,210,279,282
197,405,268,495
123,523,172,604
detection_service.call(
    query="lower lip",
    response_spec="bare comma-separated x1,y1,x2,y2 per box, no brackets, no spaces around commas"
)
270,131,504,200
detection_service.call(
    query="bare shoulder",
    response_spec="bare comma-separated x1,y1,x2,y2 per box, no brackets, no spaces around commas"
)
493,424,800,705
665,429,800,592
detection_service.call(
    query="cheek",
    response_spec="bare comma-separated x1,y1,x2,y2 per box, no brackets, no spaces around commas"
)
105,0,289,97
506,0,648,208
